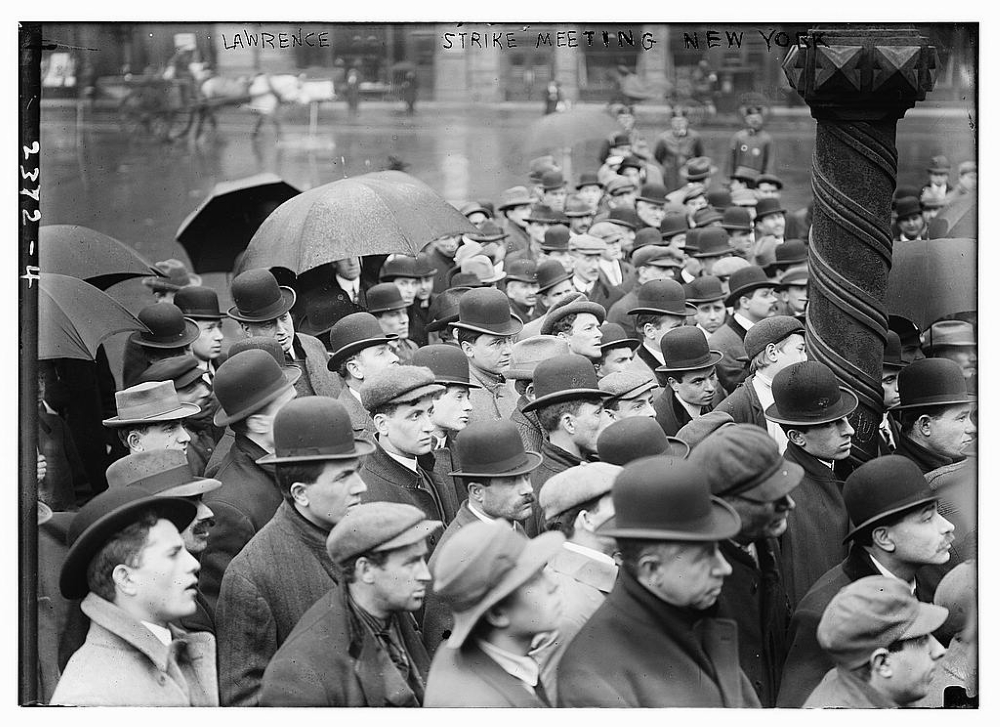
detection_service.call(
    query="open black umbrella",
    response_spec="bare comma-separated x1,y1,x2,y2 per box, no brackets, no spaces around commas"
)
39,225,162,290
885,237,976,330
176,173,302,274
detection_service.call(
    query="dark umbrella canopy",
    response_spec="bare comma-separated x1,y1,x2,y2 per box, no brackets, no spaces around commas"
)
526,107,621,154
176,173,302,274
236,170,478,278
39,225,162,290
885,237,976,330
39,273,148,361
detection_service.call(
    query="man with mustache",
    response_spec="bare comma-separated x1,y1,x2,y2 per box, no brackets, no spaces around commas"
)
215,397,375,706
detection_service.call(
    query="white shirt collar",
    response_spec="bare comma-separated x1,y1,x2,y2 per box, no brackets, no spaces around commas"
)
336,274,359,297
385,450,419,472
642,340,665,365
41,400,58,415
751,374,789,454
563,541,617,568
573,275,595,294
476,639,539,691
869,554,917,595
349,386,363,402
141,621,173,646
677,395,703,421
733,311,757,331
696,324,712,340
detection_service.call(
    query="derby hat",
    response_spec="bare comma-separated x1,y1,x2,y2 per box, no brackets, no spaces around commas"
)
659,212,690,240
461,255,506,284
630,227,662,251
137,354,205,390
755,173,783,190
213,349,300,426
892,357,975,411
129,304,200,350
469,220,509,244
525,204,564,224
773,239,808,267
379,255,421,281
360,365,444,414
299,296,347,340
143,258,202,292
452,287,524,337
503,259,538,283
103,380,200,427
432,521,565,648
724,264,778,307
228,268,297,323
506,335,570,380
606,207,642,230
680,157,718,183
450,420,542,478
598,370,656,400
691,424,804,502
528,155,559,182
923,320,975,351
685,275,726,304
743,315,805,360
535,259,573,293
730,165,759,183
636,183,668,205
721,206,753,232
539,462,621,521
563,196,594,218
597,417,691,464
754,197,786,219
842,455,940,543
706,189,733,210
425,286,472,333
540,292,606,336
576,171,603,190
449,272,490,289
632,244,682,269
173,286,223,320
327,502,442,563
522,353,610,413
366,282,409,314
764,360,859,426
691,227,732,258
60,487,196,599
599,321,640,352
412,344,481,389
257,396,376,464
414,252,439,278
618,155,644,172
599,455,740,541
693,207,724,228
328,312,398,369
656,326,724,373
541,224,571,252
927,155,951,174
628,279,696,317
605,177,636,197
106,448,221,498
682,228,702,254
540,169,567,191
883,330,905,370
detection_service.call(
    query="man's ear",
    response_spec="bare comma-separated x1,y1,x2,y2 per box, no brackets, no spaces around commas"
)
289,481,309,508
483,603,511,630
467,481,485,505
112,563,138,597
786,428,806,447
869,648,892,678
239,322,252,338
667,376,681,394
372,412,390,437
871,525,896,553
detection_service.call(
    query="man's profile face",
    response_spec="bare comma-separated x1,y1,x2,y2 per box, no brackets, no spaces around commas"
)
180,496,215,554
379,395,437,456
881,633,947,706
462,333,514,375
568,400,610,456
350,344,400,381
644,315,685,344
795,416,855,461
244,312,295,354
431,385,472,433
770,333,808,372
134,421,191,455
565,313,603,359
882,368,900,408
539,280,574,308
646,541,732,610
191,320,224,362
880,502,954,567
126,519,200,626
781,285,808,315
922,404,976,459
728,493,795,541
297,458,367,529
368,540,433,614
479,473,535,522
175,379,212,412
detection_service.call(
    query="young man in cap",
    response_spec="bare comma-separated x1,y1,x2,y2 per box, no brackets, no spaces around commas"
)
653,326,726,437
365,281,419,364
121,303,201,388
103,380,199,461
557,456,760,707
359,365,459,535
715,315,807,453
422,420,544,653
173,285,226,387
802,576,948,708
539,169,568,212
775,265,809,320
503,259,539,323
575,171,604,211
506,335,571,454
496,186,534,258
710,264,779,394
563,195,594,235
765,360,857,610
50,488,216,705
721,206,755,260
685,276,728,339
729,104,772,177
215,397,374,705
625,279,695,378
198,350,300,621
540,292,606,362
424,522,565,707
261,502,440,706
778,455,954,707
606,248,684,338
596,322,641,377
568,234,621,311
690,425,801,706
229,268,340,399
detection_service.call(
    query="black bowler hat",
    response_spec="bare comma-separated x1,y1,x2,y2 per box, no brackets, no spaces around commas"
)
691,227,732,258
366,282,408,314
598,455,740,541
628,279,696,317
425,286,472,333
299,296,346,340
379,255,420,281
536,259,573,293
469,220,509,244
129,303,200,350
523,354,610,413
895,196,922,220
328,312,398,369
755,173,783,190
541,225,571,252
724,265,778,307
630,227,662,252
214,349,301,426
597,417,690,465
657,326,724,374
607,207,642,230
541,169,567,191
173,285,224,320
706,188,732,210
764,360,859,426
505,259,538,283
660,212,689,240
450,420,542,478
636,183,668,205
414,252,439,278
842,455,939,543
599,321,640,353
452,288,524,337
693,207,724,229
60,488,196,599
755,197,786,219
258,396,375,464
682,228,702,255
891,358,975,411
228,268,297,323
773,239,808,267
685,276,726,304
721,206,753,232
883,330,905,370
526,204,564,225
576,172,603,190
412,344,481,389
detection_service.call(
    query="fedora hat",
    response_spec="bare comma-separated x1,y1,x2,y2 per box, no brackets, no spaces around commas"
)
425,286,472,333
497,186,533,211
328,312,398,369
379,255,420,281
541,224,571,252
540,169,567,191
599,455,740,541
431,522,565,648
680,157,718,182
599,322,640,353
685,276,726,304
883,330,905,370
414,251,439,278
258,396,376,464
506,335,570,380
469,220,509,244
450,420,542,478
563,196,595,218
743,315,805,360
540,292,606,336
892,357,975,411
754,197,786,219
452,287,524,337
60,488,197,599
173,285,223,320
776,265,809,288
682,183,708,204
927,155,951,174
228,269,297,323
504,259,538,283
923,320,975,351
724,265,778,307
597,417,691,465
765,360,859,426
136,354,205,391
412,344,482,389
366,282,409,314
129,304,200,350
523,354,610,413
213,349,300,426
659,212,689,240
721,206,753,232
606,207,642,230
842,455,939,543
106,449,221,498
691,424,804,502
526,204,564,225
461,255,506,284
103,381,200,427
576,171,603,190
691,227,732,258
327,502,442,564
628,279,696,317
535,259,573,293
460,201,491,219
605,177,636,198
693,207,724,229
657,326,724,373
143,258,202,292
636,183,668,205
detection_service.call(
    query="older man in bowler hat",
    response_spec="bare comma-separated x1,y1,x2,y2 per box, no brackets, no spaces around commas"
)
778,455,954,706
624,279,695,379
121,303,201,388
50,488,216,706
261,503,440,706
652,326,726,437
173,285,226,387
518,260,575,339
890,358,976,473
214,397,374,705
228,268,340,399
710,264,779,394
690,425,801,706
506,336,570,454
597,416,691,465
422,421,544,654
424,522,565,707
197,350,299,621
558,456,760,707
764,360,857,610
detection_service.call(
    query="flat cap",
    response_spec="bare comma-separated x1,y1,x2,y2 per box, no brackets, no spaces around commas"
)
360,365,444,414
598,370,657,401
137,354,204,390
588,221,625,243
540,292,606,335
539,462,622,520
689,424,804,502
506,335,570,380
632,245,683,269
605,177,636,196
674,410,736,448
743,315,806,360
326,502,442,563
569,234,607,255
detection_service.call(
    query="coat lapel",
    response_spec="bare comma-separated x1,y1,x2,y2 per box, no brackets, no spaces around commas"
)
463,643,545,707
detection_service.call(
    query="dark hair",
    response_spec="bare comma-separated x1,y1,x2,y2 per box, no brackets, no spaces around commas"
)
86,510,160,601
634,313,662,332
337,358,353,381
276,460,329,500
338,549,391,584
549,313,578,337
514,379,530,397
118,423,152,449
896,405,950,437
616,537,662,580
457,328,485,348
544,493,604,538
537,399,596,433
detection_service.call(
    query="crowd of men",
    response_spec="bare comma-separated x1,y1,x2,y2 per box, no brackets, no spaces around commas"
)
35,103,977,708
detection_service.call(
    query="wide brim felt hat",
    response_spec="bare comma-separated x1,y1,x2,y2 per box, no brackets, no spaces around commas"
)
227,286,297,323
105,450,223,498
102,379,202,427
102,402,201,427
764,385,859,426
129,316,201,350
213,367,301,427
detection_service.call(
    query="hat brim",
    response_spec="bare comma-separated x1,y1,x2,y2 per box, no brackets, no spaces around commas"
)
181,311,225,321
537,271,574,293
598,496,741,542
257,437,377,465
449,450,543,479
764,388,859,426
692,249,733,259
686,294,726,304
213,368,301,427
541,302,606,334
383,383,447,409
843,494,940,544
901,601,950,641
498,198,533,211
600,337,641,353
627,303,698,317
738,459,805,503
129,318,201,350
656,350,725,374
888,392,976,412
425,316,460,334
158,476,223,498
432,375,483,390
328,334,399,369
724,279,780,307
226,287,297,323
446,531,565,648
604,379,658,401
721,223,753,232
523,388,610,413
451,316,524,338
103,402,202,427
375,519,444,554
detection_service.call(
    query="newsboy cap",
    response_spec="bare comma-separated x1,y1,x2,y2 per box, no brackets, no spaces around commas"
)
506,335,570,381
599,370,657,402
743,315,805,360
539,462,621,521
568,234,607,255
360,365,444,414
841,455,939,543
674,410,736,448
136,354,205,390
632,245,683,270
326,502,441,563
690,424,804,502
